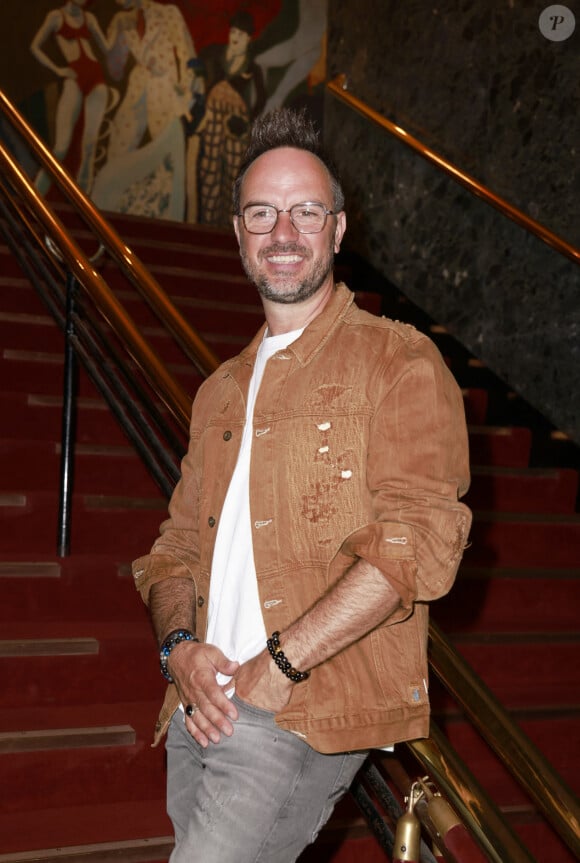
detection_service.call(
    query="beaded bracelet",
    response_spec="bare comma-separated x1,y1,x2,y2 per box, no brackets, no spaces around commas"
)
159,628,199,682
266,631,310,683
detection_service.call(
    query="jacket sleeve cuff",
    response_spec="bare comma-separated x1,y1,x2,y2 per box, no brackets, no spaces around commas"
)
340,522,418,617
132,552,197,605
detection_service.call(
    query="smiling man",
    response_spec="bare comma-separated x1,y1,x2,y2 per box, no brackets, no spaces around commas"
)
233,147,344,310
132,108,472,863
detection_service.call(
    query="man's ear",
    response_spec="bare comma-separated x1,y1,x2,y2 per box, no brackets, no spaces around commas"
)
334,211,346,253
233,215,242,248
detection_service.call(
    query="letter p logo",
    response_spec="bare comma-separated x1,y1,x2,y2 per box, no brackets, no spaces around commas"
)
539,5,576,41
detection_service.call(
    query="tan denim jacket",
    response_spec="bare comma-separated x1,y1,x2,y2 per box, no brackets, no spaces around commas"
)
133,283,471,753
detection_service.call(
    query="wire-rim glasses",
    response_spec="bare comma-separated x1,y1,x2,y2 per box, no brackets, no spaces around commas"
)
237,201,336,234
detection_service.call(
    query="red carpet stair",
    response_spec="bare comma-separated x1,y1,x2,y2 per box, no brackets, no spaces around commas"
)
0,212,578,862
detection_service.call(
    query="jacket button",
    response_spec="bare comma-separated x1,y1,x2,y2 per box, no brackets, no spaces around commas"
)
223,430,232,441
208,516,216,527
197,596,205,608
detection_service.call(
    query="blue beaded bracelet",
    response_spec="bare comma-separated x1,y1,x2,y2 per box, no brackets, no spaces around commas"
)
159,628,199,682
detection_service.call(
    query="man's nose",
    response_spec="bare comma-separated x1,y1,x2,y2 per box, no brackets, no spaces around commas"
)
270,210,299,242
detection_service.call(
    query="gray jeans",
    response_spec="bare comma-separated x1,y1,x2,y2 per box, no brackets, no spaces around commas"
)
166,694,368,863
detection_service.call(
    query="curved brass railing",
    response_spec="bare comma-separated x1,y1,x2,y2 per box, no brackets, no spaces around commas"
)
0,138,193,430
408,724,535,863
0,88,220,380
424,621,580,859
327,74,580,267
2,87,578,862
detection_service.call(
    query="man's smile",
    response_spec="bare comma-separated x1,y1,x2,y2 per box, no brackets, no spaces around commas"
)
260,243,310,267
266,253,304,264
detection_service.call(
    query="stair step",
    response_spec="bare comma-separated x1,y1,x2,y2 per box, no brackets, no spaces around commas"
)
0,638,98,657
508,812,579,863
115,237,243,276
59,202,234,250
0,560,61,578
441,713,580,807
430,625,580,717
0,390,137,446
0,799,171,858
0,797,381,863
461,387,488,424
110,279,263,331
468,510,580,568
0,490,166,556
0,315,63,354
0,344,203,400
0,438,168,497
0,735,166,815
465,465,578,513
433,566,580,632
468,425,533,467
0,699,161,734
0,622,163,709
0,836,172,863
0,553,147,624
0,354,104,398
451,635,580,708
0,277,46,312
0,492,26,507
0,724,135,754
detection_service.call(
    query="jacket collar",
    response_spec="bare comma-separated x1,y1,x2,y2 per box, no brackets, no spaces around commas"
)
235,283,355,368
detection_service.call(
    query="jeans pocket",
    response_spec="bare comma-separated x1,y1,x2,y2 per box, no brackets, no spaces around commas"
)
231,691,277,719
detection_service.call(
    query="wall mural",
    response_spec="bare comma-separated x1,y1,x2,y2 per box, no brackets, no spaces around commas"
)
6,0,327,225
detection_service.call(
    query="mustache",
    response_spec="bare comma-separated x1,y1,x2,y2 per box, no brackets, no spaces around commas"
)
258,242,311,258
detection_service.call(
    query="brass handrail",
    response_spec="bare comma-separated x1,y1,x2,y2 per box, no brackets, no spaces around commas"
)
428,620,580,858
327,74,580,267
0,88,220,379
408,724,536,863
0,140,192,430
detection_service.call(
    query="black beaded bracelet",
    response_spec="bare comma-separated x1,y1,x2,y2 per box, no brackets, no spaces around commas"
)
159,628,199,682
266,631,310,683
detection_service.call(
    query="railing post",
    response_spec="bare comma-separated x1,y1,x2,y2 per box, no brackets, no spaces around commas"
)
57,270,79,557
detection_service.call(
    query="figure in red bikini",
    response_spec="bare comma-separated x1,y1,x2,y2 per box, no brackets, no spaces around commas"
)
30,0,114,194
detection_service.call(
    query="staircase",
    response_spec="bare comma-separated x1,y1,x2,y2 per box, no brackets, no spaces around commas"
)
0,211,578,863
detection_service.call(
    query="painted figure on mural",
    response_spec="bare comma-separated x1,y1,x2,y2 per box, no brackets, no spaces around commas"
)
30,0,114,195
105,0,196,158
255,0,326,115
91,0,199,219
196,11,266,227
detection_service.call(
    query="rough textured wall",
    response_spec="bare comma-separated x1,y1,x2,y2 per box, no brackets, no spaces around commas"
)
325,0,579,441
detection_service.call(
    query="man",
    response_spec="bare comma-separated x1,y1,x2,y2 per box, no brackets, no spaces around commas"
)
132,108,472,863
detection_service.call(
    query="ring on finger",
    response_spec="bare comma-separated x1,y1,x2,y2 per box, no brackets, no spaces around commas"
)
185,703,198,718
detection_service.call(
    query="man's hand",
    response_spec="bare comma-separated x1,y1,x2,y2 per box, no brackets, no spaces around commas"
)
233,649,294,714
168,640,239,748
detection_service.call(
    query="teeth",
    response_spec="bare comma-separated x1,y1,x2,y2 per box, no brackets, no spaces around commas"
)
267,254,302,263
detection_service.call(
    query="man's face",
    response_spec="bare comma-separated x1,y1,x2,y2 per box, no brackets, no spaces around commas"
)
234,148,346,306
228,27,251,55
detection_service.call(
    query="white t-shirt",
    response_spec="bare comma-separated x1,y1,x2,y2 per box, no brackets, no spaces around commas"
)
206,327,304,686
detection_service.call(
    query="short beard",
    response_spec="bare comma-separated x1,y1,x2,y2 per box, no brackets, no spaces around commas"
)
240,240,335,305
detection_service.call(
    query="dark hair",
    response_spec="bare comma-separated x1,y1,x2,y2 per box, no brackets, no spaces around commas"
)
232,108,345,214
229,11,254,36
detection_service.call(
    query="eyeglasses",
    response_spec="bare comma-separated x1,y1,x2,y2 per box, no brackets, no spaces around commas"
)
237,201,336,234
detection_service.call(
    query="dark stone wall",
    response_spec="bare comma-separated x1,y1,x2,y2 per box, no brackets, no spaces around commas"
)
325,0,579,441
